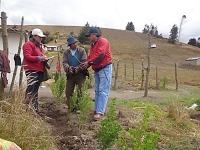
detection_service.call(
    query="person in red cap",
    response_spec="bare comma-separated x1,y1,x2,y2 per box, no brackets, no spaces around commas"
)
62,36,87,111
81,27,112,120
22,28,48,112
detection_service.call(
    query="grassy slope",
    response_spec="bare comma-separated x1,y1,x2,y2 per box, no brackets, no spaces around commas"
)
23,25,200,85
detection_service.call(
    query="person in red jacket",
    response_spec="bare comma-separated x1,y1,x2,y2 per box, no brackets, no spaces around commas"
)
22,28,47,112
81,27,112,120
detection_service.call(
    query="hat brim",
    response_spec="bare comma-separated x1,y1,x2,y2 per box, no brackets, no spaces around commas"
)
38,34,46,37
68,40,78,46
85,33,101,37
84,33,91,37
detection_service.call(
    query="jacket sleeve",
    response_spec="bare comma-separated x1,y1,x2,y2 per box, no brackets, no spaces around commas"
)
62,49,70,73
22,42,40,62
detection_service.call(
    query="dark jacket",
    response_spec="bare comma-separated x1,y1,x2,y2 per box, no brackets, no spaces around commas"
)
62,47,87,75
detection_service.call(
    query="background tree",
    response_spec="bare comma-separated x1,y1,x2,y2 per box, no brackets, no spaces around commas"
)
168,24,178,44
142,24,162,38
142,24,149,34
178,15,186,42
153,27,158,37
78,22,102,44
78,22,90,44
187,38,197,46
42,31,53,44
149,24,155,36
196,37,200,48
126,22,135,31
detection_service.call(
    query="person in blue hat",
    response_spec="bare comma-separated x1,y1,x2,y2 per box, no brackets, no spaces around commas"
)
81,27,112,120
62,36,87,111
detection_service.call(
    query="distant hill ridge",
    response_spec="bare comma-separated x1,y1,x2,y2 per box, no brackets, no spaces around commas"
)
19,25,200,67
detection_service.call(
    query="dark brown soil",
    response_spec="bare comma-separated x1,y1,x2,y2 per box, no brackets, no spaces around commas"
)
37,85,162,150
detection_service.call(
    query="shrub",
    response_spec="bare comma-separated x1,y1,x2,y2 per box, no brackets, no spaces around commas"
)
96,98,122,150
117,105,160,150
50,72,66,103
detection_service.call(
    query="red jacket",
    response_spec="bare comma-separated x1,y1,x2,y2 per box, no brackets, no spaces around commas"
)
22,39,45,72
87,37,112,71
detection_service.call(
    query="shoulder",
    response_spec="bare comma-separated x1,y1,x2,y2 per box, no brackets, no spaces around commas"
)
97,37,109,45
63,49,70,54
25,40,34,45
23,41,35,49
98,37,108,42
77,47,85,52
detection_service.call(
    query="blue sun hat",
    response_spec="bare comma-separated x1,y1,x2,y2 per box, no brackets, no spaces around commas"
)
85,27,101,37
67,36,78,46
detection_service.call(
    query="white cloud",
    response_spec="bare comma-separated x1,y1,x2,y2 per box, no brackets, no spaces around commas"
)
1,0,200,43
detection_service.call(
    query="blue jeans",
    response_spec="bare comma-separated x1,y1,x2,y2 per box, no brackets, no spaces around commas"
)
25,71,43,111
94,64,112,114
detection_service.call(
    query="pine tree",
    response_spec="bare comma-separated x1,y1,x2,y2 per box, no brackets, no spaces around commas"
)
168,24,178,44
142,24,149,34
126,22,135,31
78,22,90,44
78,22,102,44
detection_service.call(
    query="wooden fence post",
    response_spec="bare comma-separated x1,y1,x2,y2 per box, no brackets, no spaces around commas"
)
124,64,126,78
19,33,28,89
113,60,119,90
175,63,178,90
10,16,24,92
140,60,144,90
132,63,134,80
0,12,8,99
112,62,115,72
156,66,158,89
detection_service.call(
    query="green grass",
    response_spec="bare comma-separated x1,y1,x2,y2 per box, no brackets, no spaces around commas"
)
106,84,200,149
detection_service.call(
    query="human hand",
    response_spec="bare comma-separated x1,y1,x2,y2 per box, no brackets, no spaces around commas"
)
80,62,89,70
75,67,80,74
68,66,74,74
41,55,48,61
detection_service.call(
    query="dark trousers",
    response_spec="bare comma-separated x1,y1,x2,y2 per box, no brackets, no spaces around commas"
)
25,70,43,111
65,73,85,109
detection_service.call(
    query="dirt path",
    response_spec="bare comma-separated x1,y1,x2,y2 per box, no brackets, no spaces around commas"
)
38,85,162,150
39,85,162,101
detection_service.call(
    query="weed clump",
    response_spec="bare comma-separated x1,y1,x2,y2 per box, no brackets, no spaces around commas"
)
0,91,55,150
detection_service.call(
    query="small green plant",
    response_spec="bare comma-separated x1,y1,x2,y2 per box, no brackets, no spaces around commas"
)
162,76,169,89
85,73,93,88
50,72,66,103
75,80,93,130
194,98,200,111
117,130,129,150
96,98,122,150
69,79,93,132
117,105,160,150
51,71,60,83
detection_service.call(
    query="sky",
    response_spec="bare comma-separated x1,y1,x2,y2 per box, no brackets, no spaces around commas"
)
1,0,200,43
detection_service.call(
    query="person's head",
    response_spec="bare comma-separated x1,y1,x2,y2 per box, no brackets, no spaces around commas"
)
67,36,78,50
85,27,101,42
32,28,46,43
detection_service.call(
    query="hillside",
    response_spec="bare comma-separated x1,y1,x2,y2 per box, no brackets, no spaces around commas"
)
23,25,200,65
23,25,200,86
